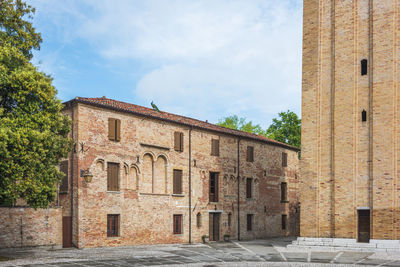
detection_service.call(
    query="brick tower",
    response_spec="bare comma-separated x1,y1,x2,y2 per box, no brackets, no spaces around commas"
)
301,0,400,243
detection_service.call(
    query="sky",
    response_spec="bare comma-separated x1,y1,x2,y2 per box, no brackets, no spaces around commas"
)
29,0,303,129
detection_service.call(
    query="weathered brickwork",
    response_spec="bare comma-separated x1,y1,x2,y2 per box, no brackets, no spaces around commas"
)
301,0,400,240
0,207,62,248
61,98,299,248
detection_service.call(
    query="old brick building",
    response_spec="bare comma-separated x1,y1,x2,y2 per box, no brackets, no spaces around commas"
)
300,0,400,244
56,97,299,248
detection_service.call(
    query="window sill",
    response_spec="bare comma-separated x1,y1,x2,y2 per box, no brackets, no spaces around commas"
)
59,191,69,194
107,236,120,238
140,192,169,196
280,200,289,203
173,233,183,236
172,194,185,197
246,197,254,200
107,191,121,194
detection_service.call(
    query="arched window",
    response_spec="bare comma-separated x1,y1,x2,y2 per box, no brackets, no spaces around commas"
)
196,212,201,228
228,212,232,227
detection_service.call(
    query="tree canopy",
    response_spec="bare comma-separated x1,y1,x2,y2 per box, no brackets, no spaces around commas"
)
0,0,72,208
217,111,301,149
265,110,301,148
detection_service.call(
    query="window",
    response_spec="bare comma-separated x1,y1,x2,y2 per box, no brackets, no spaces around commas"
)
247,214,253,231
173,214,183,234
174,131,184,152
361,59,368,75
362,110,367,122
107,214,120,237
211,139,220,156
108,118,121,141
282,152,288,167
246,178,252,199
228,212,232,227
59,160,69,192
281,182,288,202
196,212,201,228
209,172,219,202
173,169,183,194
246,146,254,162
282,214,287,230
107,162,120,191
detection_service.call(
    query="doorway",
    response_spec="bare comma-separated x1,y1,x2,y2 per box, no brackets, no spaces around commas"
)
209,213,220,241
62,216,73,248
357,209,370,243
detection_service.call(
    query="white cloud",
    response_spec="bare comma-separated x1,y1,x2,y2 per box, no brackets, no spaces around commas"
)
30,0,302,127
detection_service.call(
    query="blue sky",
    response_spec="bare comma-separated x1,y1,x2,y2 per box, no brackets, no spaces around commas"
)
29,0,303,129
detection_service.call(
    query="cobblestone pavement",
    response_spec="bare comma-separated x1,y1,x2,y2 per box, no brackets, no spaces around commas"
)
1,238,400,266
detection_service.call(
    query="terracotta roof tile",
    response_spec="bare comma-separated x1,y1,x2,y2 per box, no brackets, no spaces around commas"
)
64,97,299,151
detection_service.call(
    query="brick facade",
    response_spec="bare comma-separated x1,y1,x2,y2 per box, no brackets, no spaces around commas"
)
60,97,299,248
301,0,400,240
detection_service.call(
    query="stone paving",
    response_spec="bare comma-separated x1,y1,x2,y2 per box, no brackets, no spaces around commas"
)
1,238,400,266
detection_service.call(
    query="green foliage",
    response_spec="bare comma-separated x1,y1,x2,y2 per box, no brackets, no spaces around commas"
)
266,110,301,148
216,115,266,136
0,0,42,60
0,45,72,208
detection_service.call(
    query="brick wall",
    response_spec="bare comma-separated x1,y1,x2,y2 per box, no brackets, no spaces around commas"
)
0,207,62,248
62,102,299,248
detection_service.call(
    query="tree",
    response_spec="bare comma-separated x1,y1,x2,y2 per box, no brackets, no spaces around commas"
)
266,111,301,148
0,0,42,59
0,0,72,208
216,115,265,136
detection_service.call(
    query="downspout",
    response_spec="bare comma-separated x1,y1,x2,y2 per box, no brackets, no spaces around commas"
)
188,127,192,244
237,138,240,241
70,104,75,246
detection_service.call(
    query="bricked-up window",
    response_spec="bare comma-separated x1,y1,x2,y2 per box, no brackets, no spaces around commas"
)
173,214,183,234
282,152,288,167
211,139,220,156
228,212,232,227
209,172,219,202
173,169,183,194
108,118,121,141
281,182,288,202
247,214,253,231
282,214,287,230
107,162,120,191
361,59,368,75
59,160,69,192
246,178,252,199
107,214,120,237
174,131,184,152
196,212,201,228
246,146,254,162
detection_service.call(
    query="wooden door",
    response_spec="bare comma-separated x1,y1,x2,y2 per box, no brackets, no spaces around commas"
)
209,213,220,241
358,210,370,243
62,216,73,248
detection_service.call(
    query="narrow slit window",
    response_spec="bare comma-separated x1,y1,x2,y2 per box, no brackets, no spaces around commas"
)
362,110,367,122
361,59,368,75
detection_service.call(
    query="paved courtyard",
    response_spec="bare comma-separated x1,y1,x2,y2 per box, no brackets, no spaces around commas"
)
1,238,400,266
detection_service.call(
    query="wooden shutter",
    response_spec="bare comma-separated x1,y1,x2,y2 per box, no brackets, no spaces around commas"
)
247,146,254,162
246,178,252,198
281,182,287,202
214,173,219,202
115,119,121,141
211,139,219,156
282,152,287,167
108,118,116,140
107,163,119,191
174,132,183,151
247,214,252,231
173,169,182,194
59,160,69,192
173,214,182,234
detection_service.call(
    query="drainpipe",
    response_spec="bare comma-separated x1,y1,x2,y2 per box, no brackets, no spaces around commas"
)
237,138,240,241
70,104,75,247
188,127,192,244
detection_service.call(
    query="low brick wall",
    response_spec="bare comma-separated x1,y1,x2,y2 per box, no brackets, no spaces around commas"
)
0,207,62,248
